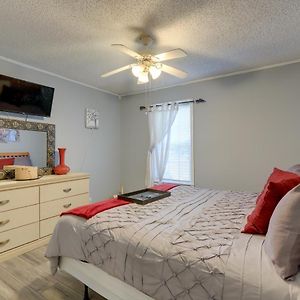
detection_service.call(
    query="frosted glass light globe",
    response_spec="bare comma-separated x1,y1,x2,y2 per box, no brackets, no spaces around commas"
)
149,65,162,80
131,64,143,77
138,71,149,84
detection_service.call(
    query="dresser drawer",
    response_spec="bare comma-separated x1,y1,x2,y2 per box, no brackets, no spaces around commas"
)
40,216,60,238
40,193,89,220
40,179,89,203
0,187,39,212
0,205,39,233
0,222,39,253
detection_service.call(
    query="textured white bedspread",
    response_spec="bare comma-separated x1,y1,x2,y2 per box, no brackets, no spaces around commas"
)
46,186,256,300
224,234,300,300
46,185,300,300
80,186,254,300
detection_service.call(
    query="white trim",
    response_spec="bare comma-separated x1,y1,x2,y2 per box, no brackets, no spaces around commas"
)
121,58,300,97
59,256,154,300
0,56,119,97
159,179,193,185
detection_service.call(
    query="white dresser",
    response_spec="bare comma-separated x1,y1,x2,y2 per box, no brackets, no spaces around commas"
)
0,173,89,260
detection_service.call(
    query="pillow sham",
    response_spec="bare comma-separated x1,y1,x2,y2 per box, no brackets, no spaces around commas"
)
0,158,14,170
242,168,300,234
264,183,300,280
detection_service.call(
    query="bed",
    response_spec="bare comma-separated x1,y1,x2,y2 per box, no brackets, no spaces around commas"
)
0,151,30,158
46,185,300,300
0,151,32,166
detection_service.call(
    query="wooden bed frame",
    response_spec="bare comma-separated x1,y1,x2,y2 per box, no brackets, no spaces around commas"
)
59,256,154,300
0,151,30,158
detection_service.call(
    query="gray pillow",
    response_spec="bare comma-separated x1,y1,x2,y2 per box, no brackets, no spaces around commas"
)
288,164,300,175
14,156,32,166
264,183,300,280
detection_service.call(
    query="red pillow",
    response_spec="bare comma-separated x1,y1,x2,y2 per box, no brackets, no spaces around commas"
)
0,158,14,170
242,168,300,234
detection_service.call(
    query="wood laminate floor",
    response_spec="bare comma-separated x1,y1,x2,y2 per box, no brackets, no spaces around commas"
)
0,246,106,300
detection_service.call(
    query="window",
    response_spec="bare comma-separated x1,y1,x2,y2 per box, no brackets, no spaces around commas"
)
162,103,193,184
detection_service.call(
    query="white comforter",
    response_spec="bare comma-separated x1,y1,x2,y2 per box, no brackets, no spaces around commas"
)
224,234,300,300
46,185,300,300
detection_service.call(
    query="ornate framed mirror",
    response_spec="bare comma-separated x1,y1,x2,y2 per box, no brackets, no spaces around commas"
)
0,118,55,168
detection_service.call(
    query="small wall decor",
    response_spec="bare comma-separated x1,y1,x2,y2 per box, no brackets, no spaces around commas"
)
0,128,20,143
85,108,99,129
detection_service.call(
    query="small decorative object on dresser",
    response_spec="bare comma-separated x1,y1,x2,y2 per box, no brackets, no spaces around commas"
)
53,148,70,175
15,166,38,181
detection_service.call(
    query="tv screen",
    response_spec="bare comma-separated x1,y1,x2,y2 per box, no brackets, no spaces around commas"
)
0,74,54,117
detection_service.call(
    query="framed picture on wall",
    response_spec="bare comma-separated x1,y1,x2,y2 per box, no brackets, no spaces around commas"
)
85,108,99,129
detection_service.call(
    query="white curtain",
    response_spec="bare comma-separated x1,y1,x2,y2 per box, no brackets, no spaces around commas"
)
145,103,178,187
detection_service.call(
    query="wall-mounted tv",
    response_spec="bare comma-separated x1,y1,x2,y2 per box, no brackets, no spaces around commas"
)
0,74,54,117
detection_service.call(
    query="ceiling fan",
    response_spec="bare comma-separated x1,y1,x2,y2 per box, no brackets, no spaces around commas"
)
101,34,188,84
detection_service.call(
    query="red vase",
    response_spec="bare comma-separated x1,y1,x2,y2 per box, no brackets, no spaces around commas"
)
54,148,70,175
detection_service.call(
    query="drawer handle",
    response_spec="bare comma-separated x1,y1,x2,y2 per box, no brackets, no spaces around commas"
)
0,219,9,226
63,188,72,193
0,239,10,247
0,200,9,206
63,203,72,208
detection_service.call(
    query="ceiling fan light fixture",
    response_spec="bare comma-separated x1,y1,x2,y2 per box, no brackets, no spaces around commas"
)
131,64,143,77
101,40,188,84
138,71,149,84
149,64,162,80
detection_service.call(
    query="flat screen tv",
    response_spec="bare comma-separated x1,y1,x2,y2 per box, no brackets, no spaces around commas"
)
0,74,54,117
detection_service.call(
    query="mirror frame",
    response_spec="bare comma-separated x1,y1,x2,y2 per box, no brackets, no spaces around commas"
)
0,118,55,168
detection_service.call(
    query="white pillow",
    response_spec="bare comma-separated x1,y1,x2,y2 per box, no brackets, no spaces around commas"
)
288,164,300,175
264,184,300,280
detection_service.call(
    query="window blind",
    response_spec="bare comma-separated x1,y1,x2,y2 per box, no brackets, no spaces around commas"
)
162,103,193,184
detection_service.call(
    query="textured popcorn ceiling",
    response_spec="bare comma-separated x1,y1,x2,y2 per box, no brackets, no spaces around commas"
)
0,0,300,96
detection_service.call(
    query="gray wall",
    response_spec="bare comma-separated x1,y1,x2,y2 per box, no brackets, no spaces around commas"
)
121,63,300,193
0,58,121,201
2,58,300,198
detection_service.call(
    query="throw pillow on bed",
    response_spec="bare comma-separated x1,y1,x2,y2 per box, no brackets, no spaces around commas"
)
242,168,300,234
264,183,300,280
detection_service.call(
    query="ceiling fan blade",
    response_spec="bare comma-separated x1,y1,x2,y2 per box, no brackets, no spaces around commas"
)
101,65,132,78
161,64,187,78
154,49,187,62
111,44,142,59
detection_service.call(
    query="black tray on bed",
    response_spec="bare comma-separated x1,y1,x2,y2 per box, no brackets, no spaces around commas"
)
118,188,171,205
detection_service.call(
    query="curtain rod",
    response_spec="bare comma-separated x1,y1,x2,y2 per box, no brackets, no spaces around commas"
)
139,98,206,111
